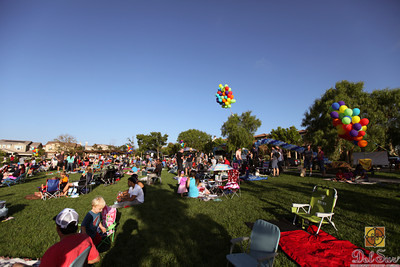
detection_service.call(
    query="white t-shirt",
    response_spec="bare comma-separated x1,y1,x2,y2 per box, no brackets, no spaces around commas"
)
128,184,144,203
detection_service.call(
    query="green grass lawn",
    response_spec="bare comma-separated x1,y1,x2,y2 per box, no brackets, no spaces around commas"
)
1,169,399,266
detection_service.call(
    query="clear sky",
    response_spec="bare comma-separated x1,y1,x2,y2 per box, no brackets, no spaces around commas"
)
1,0,399,147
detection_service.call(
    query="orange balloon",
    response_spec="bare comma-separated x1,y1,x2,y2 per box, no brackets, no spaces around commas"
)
222,99,226,103
353,136,363,141
358,140,368,147
222,92,226,96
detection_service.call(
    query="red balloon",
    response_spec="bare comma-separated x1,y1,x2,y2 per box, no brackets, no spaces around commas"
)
360,118,369,126
332,118,341,126
225,86,229,90
344,124,353,132
358,131,366,137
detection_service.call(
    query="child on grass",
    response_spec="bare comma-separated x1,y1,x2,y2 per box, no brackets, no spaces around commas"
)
186,170,199,198
81,196,107,246
177,171,188,197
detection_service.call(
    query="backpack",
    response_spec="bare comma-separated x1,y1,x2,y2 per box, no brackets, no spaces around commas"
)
274,151,280,159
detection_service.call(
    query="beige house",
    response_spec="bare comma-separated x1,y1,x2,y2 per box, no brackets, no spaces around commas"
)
44,141,80,158
0,139,43,156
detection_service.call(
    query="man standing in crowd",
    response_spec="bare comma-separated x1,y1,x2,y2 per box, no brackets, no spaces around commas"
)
317,146,325,177
176,148,184,172
303,145,313,177
57,151,65,172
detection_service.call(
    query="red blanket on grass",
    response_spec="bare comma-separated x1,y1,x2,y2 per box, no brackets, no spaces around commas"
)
279,225,384,267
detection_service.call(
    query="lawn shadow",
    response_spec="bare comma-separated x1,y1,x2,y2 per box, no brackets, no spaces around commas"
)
7,203,27,216
101,183,230,266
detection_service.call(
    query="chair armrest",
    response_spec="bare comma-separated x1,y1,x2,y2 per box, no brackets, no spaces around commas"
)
315,212,334,217
257,252,278,263
292,203,309,208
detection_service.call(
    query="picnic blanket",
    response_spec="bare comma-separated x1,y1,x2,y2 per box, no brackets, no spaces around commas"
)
279,225,381,267
240,174,268,181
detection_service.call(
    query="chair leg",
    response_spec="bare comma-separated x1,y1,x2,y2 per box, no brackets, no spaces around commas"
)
316,219,324,235
292,215,297,225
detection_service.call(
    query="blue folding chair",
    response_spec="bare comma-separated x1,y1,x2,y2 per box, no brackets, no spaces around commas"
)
43,178,61,200
226,220,280,267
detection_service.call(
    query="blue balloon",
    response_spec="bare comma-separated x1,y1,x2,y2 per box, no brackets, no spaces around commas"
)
353,108,360,116
330,111,339,119
353,123,362,131
350,130,358,137
331,102,340,110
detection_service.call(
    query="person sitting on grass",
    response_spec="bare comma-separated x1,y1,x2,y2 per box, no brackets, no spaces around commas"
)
334,168,346,182
81,196,107,246
32,208,100,266
186,170,199,198
353,164,368,181
112,176,144,208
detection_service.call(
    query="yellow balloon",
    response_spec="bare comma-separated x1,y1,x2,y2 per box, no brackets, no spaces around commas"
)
361,126,367,131
352,116,360,124
219,84,223,88
339,105,348,113
337,127,346,135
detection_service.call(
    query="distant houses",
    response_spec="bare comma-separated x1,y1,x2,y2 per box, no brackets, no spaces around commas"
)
0,139,42,157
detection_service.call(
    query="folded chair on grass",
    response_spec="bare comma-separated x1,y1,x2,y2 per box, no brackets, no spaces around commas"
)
97,205,117,249
292,185,338,235
227,219,280,267
42,178,61,200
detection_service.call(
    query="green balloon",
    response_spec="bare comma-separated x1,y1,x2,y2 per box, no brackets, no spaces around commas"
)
339,113,345,119
329,106,334,112
342,117,351,125
231,99,236,103
228,104,231,108
344,108,353,117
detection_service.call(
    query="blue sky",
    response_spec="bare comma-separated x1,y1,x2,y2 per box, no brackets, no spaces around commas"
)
1,0,399,147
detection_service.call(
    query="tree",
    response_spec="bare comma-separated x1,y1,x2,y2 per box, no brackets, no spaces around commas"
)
301,80,400,160
162,142,180,156
177,129,212,152
270,126,303,145
221,111,262,152
136,132,168,158
368,89,400,155
53,134,78,154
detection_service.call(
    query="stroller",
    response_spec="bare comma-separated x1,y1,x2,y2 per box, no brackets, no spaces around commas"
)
99,165,123,185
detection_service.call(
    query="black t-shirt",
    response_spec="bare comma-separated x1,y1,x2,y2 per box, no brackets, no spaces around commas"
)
186,154,193,162
304,150,313,161
177,152,183,164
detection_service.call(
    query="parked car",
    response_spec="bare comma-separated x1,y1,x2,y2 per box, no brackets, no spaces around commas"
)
287,158,301,167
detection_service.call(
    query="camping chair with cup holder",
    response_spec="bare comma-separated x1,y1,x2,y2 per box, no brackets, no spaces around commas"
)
42,178,61,200
291,185,338,235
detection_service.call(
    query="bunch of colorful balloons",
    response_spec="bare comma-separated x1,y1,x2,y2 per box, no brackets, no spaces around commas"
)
32,147,39,157
330,101,369,147
126,144,133,153
215,84,236,109
179,140,186,148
